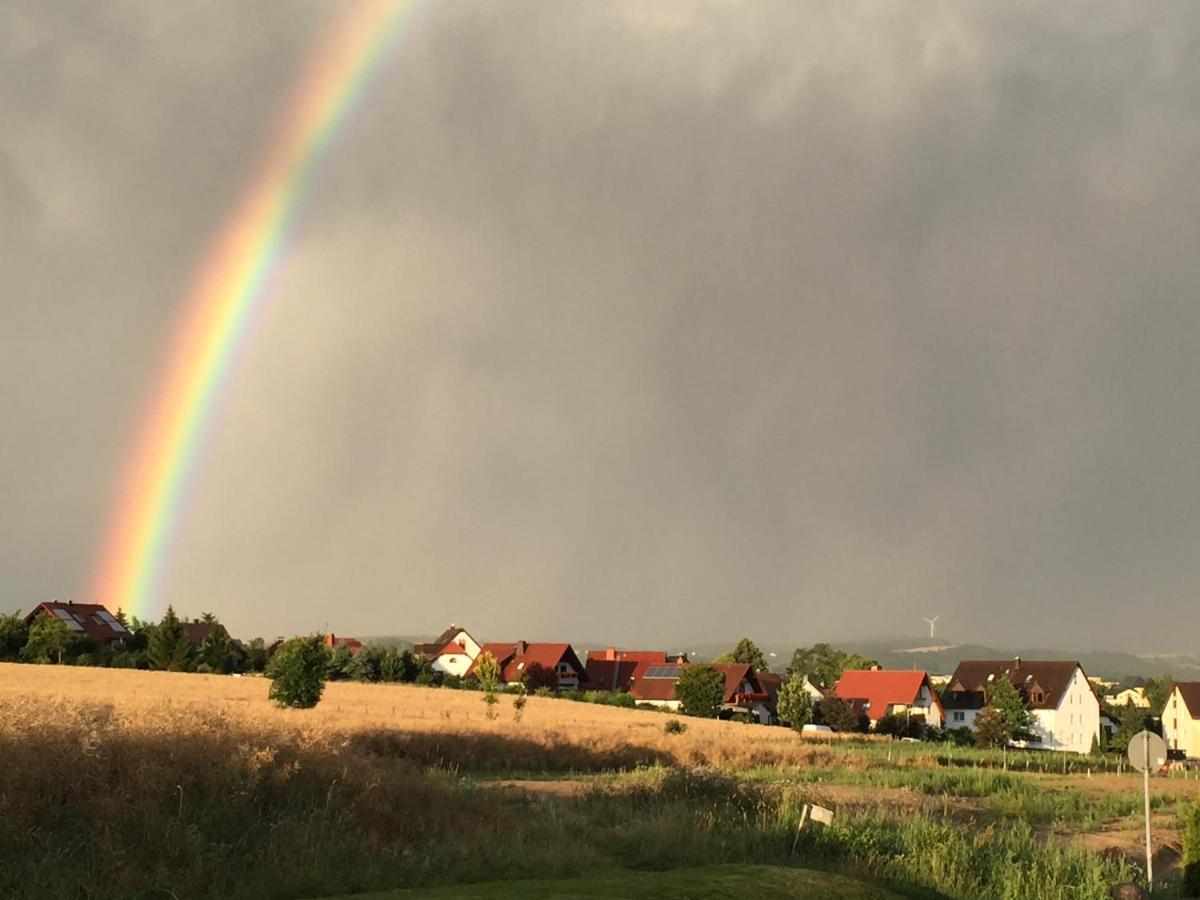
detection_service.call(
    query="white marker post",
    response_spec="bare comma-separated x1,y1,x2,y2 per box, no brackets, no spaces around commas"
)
1127,729,1168,892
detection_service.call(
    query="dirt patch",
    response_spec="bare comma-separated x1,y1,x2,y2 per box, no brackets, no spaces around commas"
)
485,778,592,799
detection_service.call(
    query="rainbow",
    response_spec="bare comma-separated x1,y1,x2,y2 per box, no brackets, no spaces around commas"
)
91,0,415,620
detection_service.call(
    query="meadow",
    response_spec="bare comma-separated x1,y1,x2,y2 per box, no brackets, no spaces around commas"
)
2,663,1195,899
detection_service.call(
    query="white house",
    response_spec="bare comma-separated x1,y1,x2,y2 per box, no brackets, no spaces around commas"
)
942,659,1101,754
1104,687,1150,709
1163,683,1200,759
415,625,482,677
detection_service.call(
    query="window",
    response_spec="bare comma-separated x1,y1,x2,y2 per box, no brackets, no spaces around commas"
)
953,711,965,722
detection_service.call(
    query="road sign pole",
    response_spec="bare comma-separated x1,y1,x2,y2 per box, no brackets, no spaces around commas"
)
1144,730,1153,892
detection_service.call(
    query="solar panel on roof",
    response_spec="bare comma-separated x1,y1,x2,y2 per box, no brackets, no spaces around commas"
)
644,665,681,679
96,610,128,633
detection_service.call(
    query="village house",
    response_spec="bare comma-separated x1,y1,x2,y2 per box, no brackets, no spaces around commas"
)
324,633,365,655
628,662,776,723
1162,683,1200,759
942,658,1101,754
23,601,129,646
467,641,587,690
831,669,944,729
414,625,482,677
583,648,688,693
1104,686,1150,709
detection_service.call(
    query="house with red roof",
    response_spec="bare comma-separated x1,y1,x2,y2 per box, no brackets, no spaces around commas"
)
583,648,688,693
1163,683,1200,759
23,601,130,646
414,624,482,677
830,669,944,730
324,633,365,655
629,662,776,723
466,641,588,691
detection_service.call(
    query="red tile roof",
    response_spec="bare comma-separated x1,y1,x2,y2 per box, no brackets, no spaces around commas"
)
24,602,129,645
627,662,767,706
466,642,586,686
831,670,943,722
585,658,641,691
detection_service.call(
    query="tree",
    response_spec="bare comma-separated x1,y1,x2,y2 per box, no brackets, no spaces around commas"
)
787,643,878,689
325,643,354,680
814,696,860,732
267,636,328,708
244,638,269,673
474,651,501,691
344,647,380,682
974,706,1007,749
1109,699,1152,753
523,662,559,692
0,611,29,660
379,647,417,682
1144,676,1175,716
674,665,726,718
198,626,235,674
776,676,814,731
715,637,769,672
147,606,191,672
987,676,1035,742
21,615,75,664
1183,802,1200,897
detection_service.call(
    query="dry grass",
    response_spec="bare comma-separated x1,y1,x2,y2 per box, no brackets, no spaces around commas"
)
0,662,864,771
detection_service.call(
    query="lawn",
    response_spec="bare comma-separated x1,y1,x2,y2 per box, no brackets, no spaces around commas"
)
322,864,909,900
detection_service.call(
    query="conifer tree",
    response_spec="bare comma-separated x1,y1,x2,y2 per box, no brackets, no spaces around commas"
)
148,606,191,671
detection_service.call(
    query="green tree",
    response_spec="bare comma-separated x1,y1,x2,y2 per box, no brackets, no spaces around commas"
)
0,611,29,660
1144,676,1175,716
21,615,75,664
267,636,328,709
974,706,1007,749
198,626,235,674
244,637,269,673
1109,699,1152,753
814,696,861,732
987,676,1035,742
776,676,814,730
379,647,416,682
325,643,354,680
715,637,769,672
787,643,877,689
475,650,501,720
344,647,380,682
674,665,726,718
147,606,191,671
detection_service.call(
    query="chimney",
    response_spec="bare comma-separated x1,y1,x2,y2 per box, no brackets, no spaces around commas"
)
870,664,881,671
1013,656,1021,669
517,640,528,655
605,647,617,661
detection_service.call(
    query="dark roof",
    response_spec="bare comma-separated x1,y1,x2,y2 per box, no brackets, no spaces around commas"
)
182,621,228,648
1174,683,1200,718
627,663,766,706
942,659,1086,711
24,602,129,644
414,625,471,658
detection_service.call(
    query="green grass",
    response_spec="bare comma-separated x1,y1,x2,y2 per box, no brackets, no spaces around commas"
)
319,864,908,899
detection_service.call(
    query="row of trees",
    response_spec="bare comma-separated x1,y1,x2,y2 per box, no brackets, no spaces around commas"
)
0,607,267,673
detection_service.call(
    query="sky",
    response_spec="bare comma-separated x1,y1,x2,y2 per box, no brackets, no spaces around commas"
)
3,1,1200,651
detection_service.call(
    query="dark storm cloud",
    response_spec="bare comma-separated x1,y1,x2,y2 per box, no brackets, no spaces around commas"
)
4,1,1200,650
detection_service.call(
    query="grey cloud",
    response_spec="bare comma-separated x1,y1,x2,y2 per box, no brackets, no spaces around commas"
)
4,1,1200,651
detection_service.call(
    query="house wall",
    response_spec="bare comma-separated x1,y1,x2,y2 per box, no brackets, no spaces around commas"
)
914,685,943,729
946,707,979,730
637,698,682,711
432,653,474,677
1163,689,1200,759
1033,667,1100,754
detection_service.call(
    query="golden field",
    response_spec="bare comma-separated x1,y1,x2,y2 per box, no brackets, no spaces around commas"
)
0,661,856,771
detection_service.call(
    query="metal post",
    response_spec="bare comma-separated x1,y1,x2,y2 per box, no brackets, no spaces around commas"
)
1144,730,1153,892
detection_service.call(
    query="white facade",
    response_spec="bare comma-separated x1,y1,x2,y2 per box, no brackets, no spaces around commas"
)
1105,687,1149,709
430,629,482,676
1028,667,1101,754
1163,687,1200,759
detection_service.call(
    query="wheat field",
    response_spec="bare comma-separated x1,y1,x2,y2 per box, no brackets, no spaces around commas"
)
0,661,856,771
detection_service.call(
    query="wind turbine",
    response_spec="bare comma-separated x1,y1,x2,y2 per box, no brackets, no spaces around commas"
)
923,615,941,640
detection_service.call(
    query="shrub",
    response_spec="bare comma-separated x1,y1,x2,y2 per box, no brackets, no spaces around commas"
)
664,718,688,735
1184,802,1200,897
814,697,859,732
266,636,328,709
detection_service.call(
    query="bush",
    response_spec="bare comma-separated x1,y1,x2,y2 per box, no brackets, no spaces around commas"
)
266,636,328,709
776,677,814,731
1184,802,1200,897
664,719,688,735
